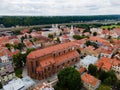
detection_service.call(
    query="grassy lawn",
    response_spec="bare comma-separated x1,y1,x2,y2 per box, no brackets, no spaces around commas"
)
101,25,120,29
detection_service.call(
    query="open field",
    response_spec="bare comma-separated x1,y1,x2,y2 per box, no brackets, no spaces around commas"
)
101,25,120,29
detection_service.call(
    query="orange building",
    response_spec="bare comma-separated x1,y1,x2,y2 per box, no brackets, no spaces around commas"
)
27,42,80,80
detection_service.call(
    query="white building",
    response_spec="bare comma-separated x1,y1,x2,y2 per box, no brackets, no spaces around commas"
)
3,76,35,90
90,28,102,35
0,56,9,63
69,25,75,41
69,25,74,37
80,55,98,69
42,24,61,37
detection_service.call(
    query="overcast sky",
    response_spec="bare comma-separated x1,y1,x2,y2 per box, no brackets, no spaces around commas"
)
0,0,120,16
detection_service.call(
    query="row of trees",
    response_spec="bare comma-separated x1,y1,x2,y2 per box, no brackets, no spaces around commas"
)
0,15,120,27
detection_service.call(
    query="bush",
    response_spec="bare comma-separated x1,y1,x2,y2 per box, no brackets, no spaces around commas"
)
15,68,23,78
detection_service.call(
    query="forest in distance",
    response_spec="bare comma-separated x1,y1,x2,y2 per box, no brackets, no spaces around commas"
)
0,15,120,27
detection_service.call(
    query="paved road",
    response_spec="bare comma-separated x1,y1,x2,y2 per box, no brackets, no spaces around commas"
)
22,66,28,77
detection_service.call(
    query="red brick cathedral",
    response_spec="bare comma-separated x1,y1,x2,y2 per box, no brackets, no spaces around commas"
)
27,42,80,80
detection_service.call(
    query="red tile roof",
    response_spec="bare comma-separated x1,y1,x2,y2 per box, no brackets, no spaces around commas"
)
96,57,112,71
113,58,120,66
81,73,100,86
39,57,55,67
55,51,79,65
27,42,76,59
90,36,108,44
78,68,86,74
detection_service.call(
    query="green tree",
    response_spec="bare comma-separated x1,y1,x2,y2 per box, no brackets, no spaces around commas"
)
26,48,35,55
55,67,82,90
29,35,32,38
107,70,117,85
73,35,89,40
12,53,23,68
48,34,54,39
25,34,27,39
17,43,25,51
88,64,97,76
21,36,25,43
5,43,11,50
77,49,81,54
116,80,120,89
93,32,97,36
59,32,62,36
85,40,91,46
15,68,23,78
99,70,109,82
12,30,21,35
85,40,98,49
98,70,117,86
56,37,61,43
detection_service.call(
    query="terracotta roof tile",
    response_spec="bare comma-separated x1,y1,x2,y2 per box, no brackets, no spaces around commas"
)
96,57,112,71
55,51,79,65
27,42,76,59
81,73,100,86
90,36,108,44
113,58,120,66
39,57,55,67
78,68,86,74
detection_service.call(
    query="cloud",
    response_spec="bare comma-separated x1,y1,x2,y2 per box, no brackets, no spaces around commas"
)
0,0,120,16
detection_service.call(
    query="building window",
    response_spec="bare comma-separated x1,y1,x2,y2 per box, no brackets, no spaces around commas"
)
68,61,70,64
44,68,46,72
62,63,65,66
64,50,65,53
53,54,55,57
31,62,34,72
48,67,50,71
57,65,59,68
52,65,54,68
59,52,61,56
36,61,38,66
72,59,74,61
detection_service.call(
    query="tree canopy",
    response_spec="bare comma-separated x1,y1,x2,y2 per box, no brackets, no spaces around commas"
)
12,48,35,68
88,64,97,76
73,35,89,40
85,40,98,49
54,67,82,90
0,15,120,27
